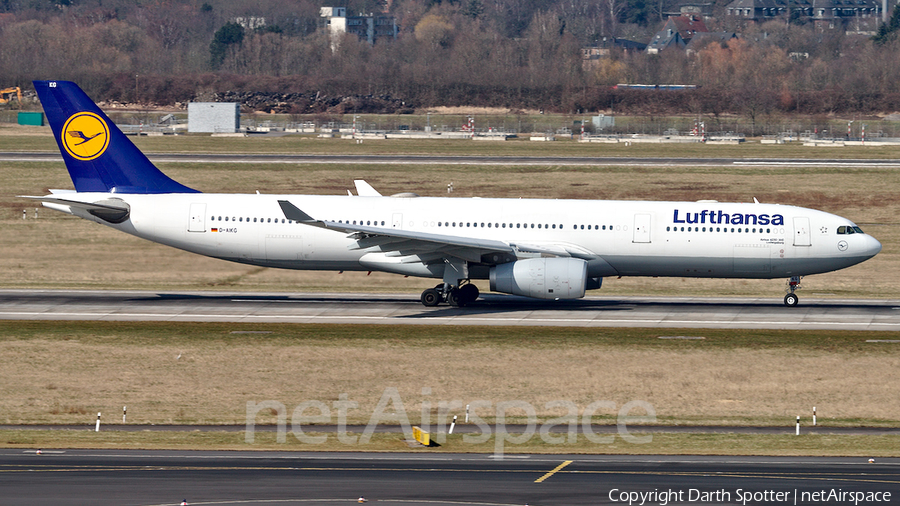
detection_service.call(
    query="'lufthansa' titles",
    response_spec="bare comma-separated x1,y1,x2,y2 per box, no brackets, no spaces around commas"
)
673,209,784,226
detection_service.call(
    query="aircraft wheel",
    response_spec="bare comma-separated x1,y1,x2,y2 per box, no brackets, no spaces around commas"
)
446,288,461,307
459,283,479,305
421,288,442,307
784,293,799,307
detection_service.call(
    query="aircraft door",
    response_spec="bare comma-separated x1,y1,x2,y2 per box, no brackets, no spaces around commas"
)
188,203,206,232
633,213,651,243
793,217,811,246
392,213,403,229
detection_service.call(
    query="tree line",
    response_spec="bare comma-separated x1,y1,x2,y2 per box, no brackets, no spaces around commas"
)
2,0,900,120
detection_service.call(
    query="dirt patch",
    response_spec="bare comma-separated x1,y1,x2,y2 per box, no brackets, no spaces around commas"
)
426,106,541,115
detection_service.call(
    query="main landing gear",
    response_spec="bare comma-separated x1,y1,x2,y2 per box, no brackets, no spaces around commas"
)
421,281,479,307
784,276,802,307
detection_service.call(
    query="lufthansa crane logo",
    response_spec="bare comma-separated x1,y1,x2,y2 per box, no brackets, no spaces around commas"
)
61,112,109,161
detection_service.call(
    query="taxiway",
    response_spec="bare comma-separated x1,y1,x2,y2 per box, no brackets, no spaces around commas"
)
1,450,897,505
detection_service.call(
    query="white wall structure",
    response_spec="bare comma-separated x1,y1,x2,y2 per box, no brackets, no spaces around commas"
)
188,103,240,133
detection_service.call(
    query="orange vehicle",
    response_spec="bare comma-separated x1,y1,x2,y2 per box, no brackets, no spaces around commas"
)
0,87,22,105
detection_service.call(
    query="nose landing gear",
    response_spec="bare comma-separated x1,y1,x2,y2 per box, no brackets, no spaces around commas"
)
784,276,802,306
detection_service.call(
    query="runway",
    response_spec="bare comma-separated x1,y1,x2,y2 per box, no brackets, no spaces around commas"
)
1,289,900,330
1,449,897,505
6,151,900,167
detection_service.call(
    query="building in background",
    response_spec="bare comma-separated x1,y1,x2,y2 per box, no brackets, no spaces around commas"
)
320,6,398,47
725,0,881,30
646,15,709,53
188,103,240,133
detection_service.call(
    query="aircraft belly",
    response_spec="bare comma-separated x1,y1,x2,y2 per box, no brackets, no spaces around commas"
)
608,255,736,277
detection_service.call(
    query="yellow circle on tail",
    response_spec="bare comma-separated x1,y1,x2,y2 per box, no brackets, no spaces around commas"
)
61,112,110,161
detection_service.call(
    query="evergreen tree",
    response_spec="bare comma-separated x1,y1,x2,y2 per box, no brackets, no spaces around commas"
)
873,5,900,44
210,21,245,69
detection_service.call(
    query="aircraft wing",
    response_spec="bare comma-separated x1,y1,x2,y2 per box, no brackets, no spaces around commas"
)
279,200,599,265
279,200,517,263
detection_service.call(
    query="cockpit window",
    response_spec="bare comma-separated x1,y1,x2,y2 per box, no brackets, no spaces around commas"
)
837,225,865,235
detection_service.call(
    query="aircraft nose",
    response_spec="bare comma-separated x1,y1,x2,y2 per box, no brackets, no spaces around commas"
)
865,235,883,258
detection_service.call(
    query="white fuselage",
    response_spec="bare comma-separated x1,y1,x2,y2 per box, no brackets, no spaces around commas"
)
50,192,882,282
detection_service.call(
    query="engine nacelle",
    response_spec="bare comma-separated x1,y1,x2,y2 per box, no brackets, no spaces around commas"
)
490,257,588,299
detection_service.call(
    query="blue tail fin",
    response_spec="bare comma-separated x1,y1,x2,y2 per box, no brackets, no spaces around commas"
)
34,80,199,194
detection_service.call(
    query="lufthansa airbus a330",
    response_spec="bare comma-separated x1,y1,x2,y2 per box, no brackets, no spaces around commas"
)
23,80,882,307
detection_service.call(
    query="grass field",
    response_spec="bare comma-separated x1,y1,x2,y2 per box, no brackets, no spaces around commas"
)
0,322,897,428
3,430,898,456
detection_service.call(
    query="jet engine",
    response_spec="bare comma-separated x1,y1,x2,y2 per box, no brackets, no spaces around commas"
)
490,257,588,299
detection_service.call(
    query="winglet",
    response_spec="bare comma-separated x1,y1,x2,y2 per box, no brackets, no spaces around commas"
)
354,180,382,197
278,200,317,223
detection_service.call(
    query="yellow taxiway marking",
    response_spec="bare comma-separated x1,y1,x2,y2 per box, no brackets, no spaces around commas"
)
534,460,572,483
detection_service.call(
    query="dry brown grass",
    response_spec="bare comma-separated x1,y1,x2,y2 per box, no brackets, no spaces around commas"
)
1,430,898,456
0,324,897,426
0,125,52,137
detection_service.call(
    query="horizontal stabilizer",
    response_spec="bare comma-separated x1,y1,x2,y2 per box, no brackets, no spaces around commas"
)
21,195,131,223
